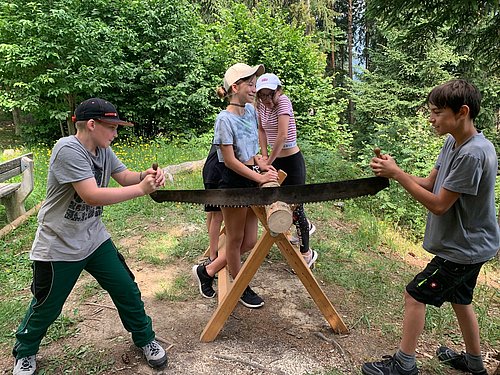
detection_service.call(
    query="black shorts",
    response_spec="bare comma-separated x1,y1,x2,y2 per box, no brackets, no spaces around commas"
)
204,182,221,212
219,165,259,189
272,151,306,186
406,256,485,307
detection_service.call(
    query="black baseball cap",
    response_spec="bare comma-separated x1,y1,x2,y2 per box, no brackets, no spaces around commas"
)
73,98,133,126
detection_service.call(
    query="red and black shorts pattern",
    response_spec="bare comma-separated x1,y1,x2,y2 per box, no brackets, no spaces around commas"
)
406,256,485,307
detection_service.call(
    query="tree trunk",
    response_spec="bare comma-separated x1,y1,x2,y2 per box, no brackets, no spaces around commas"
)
65,93,77,135
331,34,336,85
365,3,370,71
347,0,354,125
11,108,22,136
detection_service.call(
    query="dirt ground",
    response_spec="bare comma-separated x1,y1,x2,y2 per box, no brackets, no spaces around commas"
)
1,252,498,375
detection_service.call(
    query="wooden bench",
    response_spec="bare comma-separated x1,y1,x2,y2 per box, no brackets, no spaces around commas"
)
0,153,34,223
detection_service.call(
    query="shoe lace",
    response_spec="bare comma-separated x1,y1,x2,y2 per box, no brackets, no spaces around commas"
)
20,356,34,370
145,341,160,356
380,354,397,366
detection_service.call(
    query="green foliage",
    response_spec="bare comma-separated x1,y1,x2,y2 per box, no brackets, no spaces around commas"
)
0,0,130,134
1,0,350,146
301,140,360,183
202,3,350,149
349,25,497,234
366,0,500,73
104,0,208,137
0,0,207,142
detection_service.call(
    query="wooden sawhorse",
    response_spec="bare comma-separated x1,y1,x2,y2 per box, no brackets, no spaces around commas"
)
200,204,349,342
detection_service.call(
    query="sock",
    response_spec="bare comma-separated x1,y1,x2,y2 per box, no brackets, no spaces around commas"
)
465,353,484,372
395,349,416,370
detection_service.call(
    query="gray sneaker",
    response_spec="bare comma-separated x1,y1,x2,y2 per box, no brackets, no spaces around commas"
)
142,339,168,368
13,356,36,375
362,354,418,375
436,346,487,375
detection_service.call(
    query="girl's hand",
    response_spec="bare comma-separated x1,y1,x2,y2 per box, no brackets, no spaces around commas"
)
258,169,278,185
255,154,270,169
259,163,276,172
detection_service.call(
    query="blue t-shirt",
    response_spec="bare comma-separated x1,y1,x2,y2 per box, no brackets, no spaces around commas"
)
213,104,259,163
423,133,500,264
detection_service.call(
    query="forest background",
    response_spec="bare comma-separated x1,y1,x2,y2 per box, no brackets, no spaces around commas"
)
0,1,499,373
1,0,499,239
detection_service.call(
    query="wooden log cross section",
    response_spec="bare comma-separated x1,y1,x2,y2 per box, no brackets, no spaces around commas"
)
199,170,348,342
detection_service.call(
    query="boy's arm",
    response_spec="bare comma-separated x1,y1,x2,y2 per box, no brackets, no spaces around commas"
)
72,175,160,206
371,154,460,215
409,168,438,191
392,170,460,215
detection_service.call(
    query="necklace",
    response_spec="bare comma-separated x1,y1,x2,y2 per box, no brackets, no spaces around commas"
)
228,102,246,108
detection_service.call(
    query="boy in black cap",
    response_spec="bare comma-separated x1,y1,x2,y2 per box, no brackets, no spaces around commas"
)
362,80,498,375
12,98,168,374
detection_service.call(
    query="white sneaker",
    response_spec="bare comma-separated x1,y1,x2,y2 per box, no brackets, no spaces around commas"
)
141,339,168,368
13,355,36,375
290,220,316,245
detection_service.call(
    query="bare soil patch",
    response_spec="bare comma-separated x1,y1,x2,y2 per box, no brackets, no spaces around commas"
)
0,244,498,374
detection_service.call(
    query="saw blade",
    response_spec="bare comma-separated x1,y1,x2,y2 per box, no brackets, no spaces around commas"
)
150,176,389,206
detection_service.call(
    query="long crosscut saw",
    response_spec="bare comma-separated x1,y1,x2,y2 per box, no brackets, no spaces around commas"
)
150,176,389,206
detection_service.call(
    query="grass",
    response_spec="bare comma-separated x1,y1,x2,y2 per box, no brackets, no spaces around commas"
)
37,344,114,374
155,274,195,301
0,136,499,373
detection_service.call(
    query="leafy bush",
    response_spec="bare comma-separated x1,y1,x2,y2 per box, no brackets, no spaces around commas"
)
202,3,350,150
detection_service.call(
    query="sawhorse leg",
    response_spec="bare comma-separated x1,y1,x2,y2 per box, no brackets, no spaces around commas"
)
200,229,275,342
199,205,348,342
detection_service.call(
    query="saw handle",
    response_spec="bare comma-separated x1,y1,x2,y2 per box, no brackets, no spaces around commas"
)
141,163,158,182
278,170,287,185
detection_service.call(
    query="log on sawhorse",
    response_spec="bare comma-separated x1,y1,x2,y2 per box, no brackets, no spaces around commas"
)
199,205,349,342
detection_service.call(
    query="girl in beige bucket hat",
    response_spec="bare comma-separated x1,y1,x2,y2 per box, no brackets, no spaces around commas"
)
192,63,278,309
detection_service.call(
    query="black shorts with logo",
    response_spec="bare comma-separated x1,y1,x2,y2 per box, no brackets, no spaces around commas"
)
219,165,259,189
406,256,485,307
